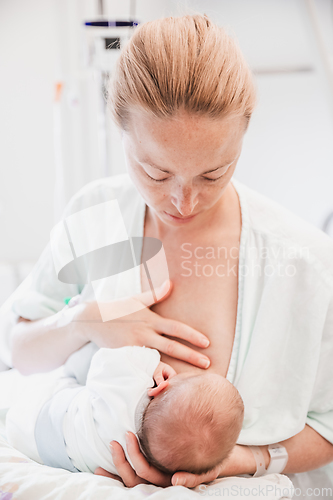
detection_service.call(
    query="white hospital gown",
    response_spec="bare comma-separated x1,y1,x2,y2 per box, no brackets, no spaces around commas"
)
0,174,332,497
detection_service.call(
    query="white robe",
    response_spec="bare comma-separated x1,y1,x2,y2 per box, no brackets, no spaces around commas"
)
0,173,332,496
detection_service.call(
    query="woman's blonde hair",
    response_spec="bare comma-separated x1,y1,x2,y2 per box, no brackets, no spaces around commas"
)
108,14,256,130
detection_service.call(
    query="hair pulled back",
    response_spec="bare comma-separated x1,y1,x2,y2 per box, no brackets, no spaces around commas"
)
108,14,256,129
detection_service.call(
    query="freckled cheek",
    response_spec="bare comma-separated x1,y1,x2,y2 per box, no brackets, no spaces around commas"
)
200,191,220,207
154,190,169,206
140,183,167,207
200,181,229,206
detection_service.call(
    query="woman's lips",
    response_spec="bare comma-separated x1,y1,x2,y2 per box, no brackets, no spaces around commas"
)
164,211,197,223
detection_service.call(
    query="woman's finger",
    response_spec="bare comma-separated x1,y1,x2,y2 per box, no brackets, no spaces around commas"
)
153,316,210,349
172,465,220,488
152,334,210,369
110,441,147,487
94,467,123,483
125,432,171,487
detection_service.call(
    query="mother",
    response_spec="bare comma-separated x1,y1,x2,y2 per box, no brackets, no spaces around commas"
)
1,14,333,493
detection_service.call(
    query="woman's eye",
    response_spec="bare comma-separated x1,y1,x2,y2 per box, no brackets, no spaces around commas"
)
145,172,169,182
203,163,233,182
202,173,225,182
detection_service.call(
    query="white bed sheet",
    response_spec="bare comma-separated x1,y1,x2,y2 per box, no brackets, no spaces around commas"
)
0,369,294,500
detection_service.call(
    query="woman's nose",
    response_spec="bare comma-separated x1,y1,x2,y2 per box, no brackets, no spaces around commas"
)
171,186,198,216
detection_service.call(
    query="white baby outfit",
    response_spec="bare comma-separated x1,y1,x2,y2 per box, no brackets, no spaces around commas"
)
6,346,160,474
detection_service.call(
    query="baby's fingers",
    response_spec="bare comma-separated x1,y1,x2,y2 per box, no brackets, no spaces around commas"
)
148,380,169,397
153,370,165,387
153,362,175,387
162,363,177,380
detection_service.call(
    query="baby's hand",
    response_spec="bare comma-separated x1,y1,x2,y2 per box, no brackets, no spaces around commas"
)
153,361,177,385
148,362,177,397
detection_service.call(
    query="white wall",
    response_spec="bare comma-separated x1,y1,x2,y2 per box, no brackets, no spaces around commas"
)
236,71,333,228
0,0,57,264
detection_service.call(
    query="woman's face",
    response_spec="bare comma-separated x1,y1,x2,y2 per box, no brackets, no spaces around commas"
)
122,110,246,227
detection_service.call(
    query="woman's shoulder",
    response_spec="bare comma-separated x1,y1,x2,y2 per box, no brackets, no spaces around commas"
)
63,173,140,216
233,178,333,280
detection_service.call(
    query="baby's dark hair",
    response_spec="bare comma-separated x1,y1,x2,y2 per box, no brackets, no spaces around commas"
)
137,374,244,475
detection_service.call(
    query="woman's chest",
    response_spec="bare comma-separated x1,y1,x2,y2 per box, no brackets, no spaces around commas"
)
140,231,240,378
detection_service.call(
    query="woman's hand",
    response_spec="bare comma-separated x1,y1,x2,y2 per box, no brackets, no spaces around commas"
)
106,433,172,488
94,467,124,483
100,437,257,489
73,280,211,370
102,435,219,488
172,465,221,488
172,445,257,488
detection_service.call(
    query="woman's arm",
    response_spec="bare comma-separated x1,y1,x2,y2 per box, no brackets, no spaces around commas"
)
276,424,333,474
173,424,333,487
11,307,88,375
11,281,211,375
107,425,333,488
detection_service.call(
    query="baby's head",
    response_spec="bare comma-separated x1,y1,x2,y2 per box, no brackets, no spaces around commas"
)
137,373,244,475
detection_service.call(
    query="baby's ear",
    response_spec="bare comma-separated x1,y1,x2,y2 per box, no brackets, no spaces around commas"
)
148,380,169,397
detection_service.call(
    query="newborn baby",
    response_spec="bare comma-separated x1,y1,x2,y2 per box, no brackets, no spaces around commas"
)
6,346,244,476
138,368,244,475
